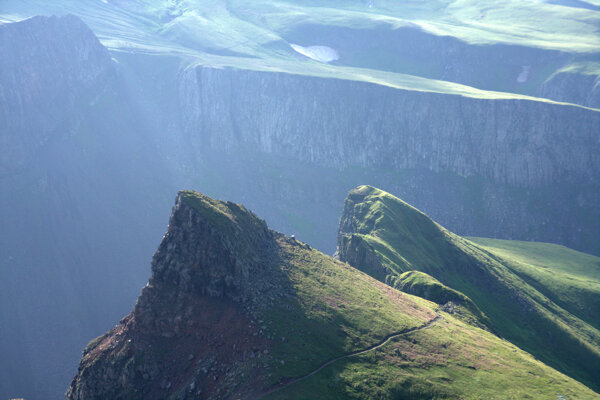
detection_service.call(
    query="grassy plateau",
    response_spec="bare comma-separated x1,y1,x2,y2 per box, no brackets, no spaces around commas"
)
2,0,599,106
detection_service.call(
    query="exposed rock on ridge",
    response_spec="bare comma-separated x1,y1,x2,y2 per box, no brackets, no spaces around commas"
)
66,191,283,400
146,191,276,302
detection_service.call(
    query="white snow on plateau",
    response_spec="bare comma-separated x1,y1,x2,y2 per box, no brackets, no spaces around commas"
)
517,65,531,83
290,43,339,63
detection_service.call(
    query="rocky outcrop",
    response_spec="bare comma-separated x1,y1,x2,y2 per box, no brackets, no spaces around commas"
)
145,191,276,302
335,187,407,281
335,234,389,282
66,191,286,400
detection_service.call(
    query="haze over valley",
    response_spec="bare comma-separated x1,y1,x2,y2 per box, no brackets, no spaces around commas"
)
0,1,599,399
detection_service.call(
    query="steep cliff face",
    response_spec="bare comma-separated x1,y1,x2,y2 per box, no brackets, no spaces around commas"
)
143,191,278,303
181,66,600,188
179,66,600,255
66,192,284,400
0,14,113,174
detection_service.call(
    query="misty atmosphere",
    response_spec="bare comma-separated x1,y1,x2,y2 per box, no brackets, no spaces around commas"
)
0,1,599,399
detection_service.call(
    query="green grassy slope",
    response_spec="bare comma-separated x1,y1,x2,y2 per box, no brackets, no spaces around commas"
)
70,191,600,399
180,191,439,383
390,270,492,330
336,185,600,392
266,316,599,400
3,0,599,105
179,191,600,398
467,237,600,330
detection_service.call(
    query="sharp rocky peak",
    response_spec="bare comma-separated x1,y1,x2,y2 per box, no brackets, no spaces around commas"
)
67,191,285,400
144,190,277,302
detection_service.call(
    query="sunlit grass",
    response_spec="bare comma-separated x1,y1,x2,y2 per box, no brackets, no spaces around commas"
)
3,0,599,103
337,185,600,391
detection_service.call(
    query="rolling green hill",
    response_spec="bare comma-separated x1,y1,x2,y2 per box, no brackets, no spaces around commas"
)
3,0,599,106
337,185,600,392
468,237,600,331
67,191,600,399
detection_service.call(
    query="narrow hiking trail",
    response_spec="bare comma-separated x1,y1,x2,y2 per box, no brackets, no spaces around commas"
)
256,314,442,399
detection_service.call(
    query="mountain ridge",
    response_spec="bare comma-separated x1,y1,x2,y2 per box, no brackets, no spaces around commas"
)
0,13,113,175
2,11,599,399
67,190,600,399
336,185,600,392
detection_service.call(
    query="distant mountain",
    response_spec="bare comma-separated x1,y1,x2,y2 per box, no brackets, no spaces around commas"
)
336,185,600,392
0,14,177,400
2,0,599,107
0,14,113,175
66,191,599,399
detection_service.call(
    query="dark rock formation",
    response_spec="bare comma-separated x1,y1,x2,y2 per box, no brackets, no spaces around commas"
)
147,191,275,301
66,191,284,400
336,233,389,282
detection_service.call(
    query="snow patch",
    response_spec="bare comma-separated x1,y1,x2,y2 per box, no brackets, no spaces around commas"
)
517,66,531,83
290,44,339,63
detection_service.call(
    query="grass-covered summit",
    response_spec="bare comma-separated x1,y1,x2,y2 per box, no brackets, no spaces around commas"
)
67,190,599,399
337,185,600,392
